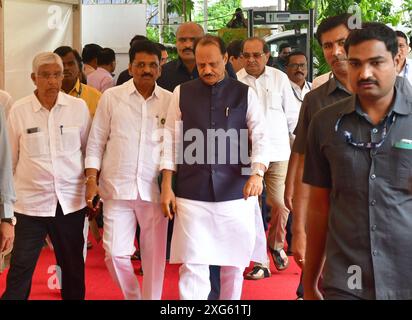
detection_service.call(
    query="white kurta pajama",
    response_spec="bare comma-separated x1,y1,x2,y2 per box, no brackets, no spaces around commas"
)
161,84,269,300
85,80,173,300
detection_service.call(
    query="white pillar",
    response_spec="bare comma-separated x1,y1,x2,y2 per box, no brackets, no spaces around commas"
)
203,0,208,33
159,0,163,43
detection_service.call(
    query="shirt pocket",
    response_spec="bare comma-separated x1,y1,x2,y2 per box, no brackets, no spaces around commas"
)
24,132,50,157
391,147,412,190
266,92,283,112
145,116,163,168
61,126,81,154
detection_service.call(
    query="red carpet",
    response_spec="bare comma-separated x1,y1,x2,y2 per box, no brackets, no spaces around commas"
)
0,237,301,300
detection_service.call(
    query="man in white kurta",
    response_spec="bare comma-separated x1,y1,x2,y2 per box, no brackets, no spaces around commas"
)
85,41,172,300
160,35,269,300
237,37,299,278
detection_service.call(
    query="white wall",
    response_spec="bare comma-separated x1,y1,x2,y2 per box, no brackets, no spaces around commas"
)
4,0,73,100
81,4,146,83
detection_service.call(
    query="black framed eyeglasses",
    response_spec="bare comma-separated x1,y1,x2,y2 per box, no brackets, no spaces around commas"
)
241,52,265,59
334,113,396,149
287,63,307,70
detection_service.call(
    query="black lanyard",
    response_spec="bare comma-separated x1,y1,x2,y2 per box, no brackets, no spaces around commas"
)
335,112,396,149
292,82,311,103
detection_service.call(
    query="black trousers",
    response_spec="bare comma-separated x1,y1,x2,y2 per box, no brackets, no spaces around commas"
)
1,203,86,300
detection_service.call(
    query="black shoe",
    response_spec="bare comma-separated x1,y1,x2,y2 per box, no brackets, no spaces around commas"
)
131,250,141,261
270,248,289,271
244,265,271,280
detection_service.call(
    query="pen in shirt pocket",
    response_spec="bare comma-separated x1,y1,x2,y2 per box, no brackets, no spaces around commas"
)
60,125,63,135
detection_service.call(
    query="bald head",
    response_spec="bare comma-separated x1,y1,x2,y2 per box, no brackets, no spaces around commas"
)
176,22,205,63
176,22,204,38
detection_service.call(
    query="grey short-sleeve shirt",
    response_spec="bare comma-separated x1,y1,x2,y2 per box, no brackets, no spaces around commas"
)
303,89,412,300
292,77,351,154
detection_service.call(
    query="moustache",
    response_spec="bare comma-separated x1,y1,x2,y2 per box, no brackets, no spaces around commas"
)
332,57,347,64
358,78,378,86
202,73,214,78
141,73,153,78
294,72,305,76
183,48,193,53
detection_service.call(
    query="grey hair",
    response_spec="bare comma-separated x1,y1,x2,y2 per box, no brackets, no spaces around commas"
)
32,52,63,74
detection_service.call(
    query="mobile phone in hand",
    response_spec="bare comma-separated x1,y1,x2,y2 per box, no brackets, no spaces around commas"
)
92,194,101,209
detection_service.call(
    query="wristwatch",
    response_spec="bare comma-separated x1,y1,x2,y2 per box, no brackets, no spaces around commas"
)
252,168,265,177
1,217,17,226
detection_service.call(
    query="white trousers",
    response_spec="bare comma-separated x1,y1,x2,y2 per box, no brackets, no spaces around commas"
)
102,197,168,300
179,264,244,300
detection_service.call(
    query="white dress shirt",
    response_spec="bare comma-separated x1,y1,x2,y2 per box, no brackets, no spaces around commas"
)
85,79,173,203
398,58,412,85
160,84,269,173
290,80,312,108
7,92,91,217
237,66,299,162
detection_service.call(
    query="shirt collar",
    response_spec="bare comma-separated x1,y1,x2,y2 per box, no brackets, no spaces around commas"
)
32,91,70,112
126,78,160,100
176,57,198,75
68,79,81,96
326,76,350,96
96,67,112,76
238,66,269,81
340,87,412,117
290,80,309,91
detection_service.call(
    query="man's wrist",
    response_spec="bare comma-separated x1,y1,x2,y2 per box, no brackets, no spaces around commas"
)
85,175,97,184
1,217,17,226
251,168,264,177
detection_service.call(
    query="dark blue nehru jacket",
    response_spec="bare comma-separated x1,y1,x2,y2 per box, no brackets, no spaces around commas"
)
175,76,250,202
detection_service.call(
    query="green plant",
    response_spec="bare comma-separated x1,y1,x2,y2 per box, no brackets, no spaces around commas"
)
288,0,407,77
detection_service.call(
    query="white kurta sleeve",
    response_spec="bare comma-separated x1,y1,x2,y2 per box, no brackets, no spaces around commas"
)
246,88,270,169
160,85,182,172
85,91,111,170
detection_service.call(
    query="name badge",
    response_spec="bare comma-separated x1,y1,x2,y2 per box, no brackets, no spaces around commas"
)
27,127,40,134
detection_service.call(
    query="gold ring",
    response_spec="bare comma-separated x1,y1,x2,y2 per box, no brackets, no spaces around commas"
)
299,259,305,262
87,199,92,202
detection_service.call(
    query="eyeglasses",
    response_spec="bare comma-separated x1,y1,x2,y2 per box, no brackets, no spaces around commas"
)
241,52,265,59
132,62,159,69
287,63,307,70
335,113,396,149
37,72,63,80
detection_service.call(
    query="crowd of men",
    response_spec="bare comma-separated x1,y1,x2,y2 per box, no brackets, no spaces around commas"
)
1,12,412,300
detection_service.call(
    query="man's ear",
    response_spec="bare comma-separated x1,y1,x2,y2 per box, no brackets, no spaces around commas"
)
394,53,402,73
128,64,133,76
223,52,228,65
31,73,36,84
